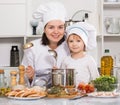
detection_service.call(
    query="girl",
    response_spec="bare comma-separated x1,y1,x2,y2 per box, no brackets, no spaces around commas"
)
61,22,99,86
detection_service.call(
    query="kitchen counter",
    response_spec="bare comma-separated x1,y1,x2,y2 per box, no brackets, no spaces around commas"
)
0,96,120,105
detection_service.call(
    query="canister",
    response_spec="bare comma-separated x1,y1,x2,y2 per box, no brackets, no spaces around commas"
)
52,69,65,87
65,69,75,88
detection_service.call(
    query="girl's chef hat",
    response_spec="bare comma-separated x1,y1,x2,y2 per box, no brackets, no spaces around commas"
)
66,22,97,50
33,1,67,27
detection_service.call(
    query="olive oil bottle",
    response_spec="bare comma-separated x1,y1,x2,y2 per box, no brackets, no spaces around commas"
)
100,49,113,76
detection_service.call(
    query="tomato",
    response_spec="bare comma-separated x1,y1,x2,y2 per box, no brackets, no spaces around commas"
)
88,84,95,92
77,82,86,90
85,84,95,93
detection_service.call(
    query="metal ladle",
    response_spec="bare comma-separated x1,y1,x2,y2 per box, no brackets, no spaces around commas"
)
23,43,33,49
48,50,57,66
23,43,33,67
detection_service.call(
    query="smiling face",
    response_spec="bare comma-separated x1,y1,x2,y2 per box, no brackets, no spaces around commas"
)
67,34,85,54
44,20,65,48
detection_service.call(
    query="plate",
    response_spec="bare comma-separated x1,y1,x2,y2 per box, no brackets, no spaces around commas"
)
7,95,46,100
88,92,120,98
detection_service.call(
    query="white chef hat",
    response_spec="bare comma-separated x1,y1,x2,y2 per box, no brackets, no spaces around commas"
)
66,22,97,50
33,1,67,27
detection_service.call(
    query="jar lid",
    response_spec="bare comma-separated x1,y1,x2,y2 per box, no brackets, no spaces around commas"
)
0,69,4,74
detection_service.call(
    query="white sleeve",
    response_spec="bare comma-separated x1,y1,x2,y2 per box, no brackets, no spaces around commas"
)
21,48,34,67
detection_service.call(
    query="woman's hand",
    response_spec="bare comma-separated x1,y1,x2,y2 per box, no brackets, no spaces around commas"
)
25,65,35,79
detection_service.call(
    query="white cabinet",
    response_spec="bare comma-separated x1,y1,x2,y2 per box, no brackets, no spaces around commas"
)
0,0,27,67
0,0,27,35
99,0,120,67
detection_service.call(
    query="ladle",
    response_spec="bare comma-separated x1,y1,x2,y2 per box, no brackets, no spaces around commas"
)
23,43,33,67
23,43,33,49
48,50,57,66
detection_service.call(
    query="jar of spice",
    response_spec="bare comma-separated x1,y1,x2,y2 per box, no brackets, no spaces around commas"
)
0,69,7,96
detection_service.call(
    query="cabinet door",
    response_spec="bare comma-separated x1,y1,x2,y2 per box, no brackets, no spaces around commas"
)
0,2,26,35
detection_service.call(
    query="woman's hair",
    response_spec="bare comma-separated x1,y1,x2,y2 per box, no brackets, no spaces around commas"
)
41,32,65,46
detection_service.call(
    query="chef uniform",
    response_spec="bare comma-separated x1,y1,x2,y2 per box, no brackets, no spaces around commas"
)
22,2,69,87
61,22,100,86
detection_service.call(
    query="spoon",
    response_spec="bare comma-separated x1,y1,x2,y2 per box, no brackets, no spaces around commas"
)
48,50,57,66
23,43,33,49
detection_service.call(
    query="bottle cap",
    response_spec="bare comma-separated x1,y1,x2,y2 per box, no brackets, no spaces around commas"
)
105,49,109,53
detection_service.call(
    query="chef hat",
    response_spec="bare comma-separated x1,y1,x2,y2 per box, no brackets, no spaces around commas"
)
66,22,97,50
33,1,67,27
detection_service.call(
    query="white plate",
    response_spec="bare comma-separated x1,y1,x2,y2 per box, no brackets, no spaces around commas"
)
7,95,46,100
88,92,120,98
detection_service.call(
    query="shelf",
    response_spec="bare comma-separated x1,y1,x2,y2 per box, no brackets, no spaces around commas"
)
103,34,120,37
104,2,120,7
0,66,18,70
26,35,42,38
0,35,25,38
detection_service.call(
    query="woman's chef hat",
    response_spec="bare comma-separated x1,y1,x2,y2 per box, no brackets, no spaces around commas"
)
33,1,67,27
66,22,97,50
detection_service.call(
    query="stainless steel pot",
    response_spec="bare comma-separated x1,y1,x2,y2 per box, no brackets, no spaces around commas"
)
65,69,75,88
52,68,76,88
52,69,65,87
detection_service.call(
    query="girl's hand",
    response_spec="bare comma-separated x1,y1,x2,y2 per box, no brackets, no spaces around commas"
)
25,65,35,79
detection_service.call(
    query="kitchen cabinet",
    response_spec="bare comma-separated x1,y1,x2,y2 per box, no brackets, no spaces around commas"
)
98,0,120,67
0,0,27,67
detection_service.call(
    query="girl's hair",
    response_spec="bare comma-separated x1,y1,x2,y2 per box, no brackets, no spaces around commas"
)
41,32,66,46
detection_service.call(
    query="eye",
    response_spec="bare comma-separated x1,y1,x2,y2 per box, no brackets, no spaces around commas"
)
58,26,64,29
77,40,81,42
68,40,73,43
48,26,54,29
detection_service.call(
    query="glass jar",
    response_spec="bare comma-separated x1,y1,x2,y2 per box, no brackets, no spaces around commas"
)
0,69,7,96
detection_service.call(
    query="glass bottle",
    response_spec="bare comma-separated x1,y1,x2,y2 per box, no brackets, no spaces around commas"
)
100,49,113,76
0,69,6,96
10,46,19,67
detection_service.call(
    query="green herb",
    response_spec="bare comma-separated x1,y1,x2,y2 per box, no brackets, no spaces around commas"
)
92,75,117,91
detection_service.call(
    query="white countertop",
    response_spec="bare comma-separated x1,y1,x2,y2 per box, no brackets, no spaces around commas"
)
0,96,120,105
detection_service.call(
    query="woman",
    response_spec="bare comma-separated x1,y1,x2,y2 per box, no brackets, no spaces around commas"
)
22,2,69,87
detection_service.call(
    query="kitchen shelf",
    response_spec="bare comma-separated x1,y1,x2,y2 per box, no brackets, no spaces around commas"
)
104,2,120,7
0,66,18,70
26,35,42,38
0,35,25,38
103,34,120,37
